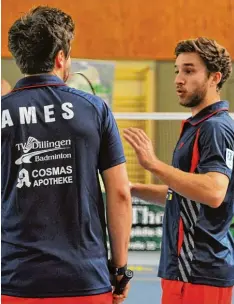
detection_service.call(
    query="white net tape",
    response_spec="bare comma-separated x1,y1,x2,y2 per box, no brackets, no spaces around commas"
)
114,112,234,120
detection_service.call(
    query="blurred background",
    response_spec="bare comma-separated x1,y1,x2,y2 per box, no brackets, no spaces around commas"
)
1,0,234,303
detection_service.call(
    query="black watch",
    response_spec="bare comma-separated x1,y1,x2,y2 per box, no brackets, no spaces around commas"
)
108,260,127,276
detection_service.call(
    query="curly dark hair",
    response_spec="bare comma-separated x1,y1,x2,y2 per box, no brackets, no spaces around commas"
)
8,6,75,74
175,37,232,90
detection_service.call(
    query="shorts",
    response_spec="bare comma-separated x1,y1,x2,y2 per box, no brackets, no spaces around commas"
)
1,292,113,304
161,279,233,304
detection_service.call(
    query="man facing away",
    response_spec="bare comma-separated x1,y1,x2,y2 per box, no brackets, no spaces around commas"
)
1,6,132,304
124,37,234,304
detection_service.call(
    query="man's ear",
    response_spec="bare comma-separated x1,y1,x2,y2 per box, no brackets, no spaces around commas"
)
210,71,222,89
55,50,66,69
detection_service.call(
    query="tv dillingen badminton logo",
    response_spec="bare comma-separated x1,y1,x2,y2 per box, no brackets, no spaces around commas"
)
15,137,71,165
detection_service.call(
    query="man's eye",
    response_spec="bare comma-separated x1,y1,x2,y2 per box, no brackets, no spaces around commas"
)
175,71,179,74
185,70,193,74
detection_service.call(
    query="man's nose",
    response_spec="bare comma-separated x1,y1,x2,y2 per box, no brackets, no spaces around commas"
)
174,73,185,85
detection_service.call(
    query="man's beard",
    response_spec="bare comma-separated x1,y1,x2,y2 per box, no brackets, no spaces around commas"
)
180,85,207,108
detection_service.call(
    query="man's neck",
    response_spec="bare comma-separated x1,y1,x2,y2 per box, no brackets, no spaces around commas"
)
191,95,221,117
24,70,63,80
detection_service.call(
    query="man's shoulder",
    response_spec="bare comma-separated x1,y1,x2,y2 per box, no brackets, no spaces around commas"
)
58,86,109,117
198,113,234,147
201,112,234,132
1,91,20,103
59,86,105,107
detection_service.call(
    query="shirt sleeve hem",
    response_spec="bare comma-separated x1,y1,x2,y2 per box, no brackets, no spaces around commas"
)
99,157,126,173
197,167,232,180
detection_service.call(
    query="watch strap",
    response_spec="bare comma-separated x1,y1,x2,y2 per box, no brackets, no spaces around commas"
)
108,260,127,275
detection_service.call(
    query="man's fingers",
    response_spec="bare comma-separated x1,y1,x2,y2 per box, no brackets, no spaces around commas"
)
123,129,142,145
113,282,130,298
113,298,124,304
123,129,148,150
123,128,144,141
113,293,126,304
112,281,130,303
132,128,149,141
123,128,150,144
123,129,153,158
123,132,139,151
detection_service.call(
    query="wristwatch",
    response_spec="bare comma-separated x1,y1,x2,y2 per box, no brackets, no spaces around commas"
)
108,260,127,276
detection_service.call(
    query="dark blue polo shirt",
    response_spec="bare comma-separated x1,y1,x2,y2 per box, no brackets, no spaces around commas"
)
158,101,234,287
1,75,126,297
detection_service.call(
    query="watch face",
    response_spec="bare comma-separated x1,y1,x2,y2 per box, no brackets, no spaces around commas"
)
125,269,134,278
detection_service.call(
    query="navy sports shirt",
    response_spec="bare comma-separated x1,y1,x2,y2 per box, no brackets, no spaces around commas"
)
1,75,126,297
158,101,234,287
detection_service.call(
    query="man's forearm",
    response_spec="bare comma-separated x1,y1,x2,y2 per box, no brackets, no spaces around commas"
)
131,183,168,206
106,194,132,267
149,160,225,208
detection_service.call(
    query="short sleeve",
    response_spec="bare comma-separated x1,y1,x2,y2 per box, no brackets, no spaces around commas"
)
197,120,234,179
98,103,126,172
